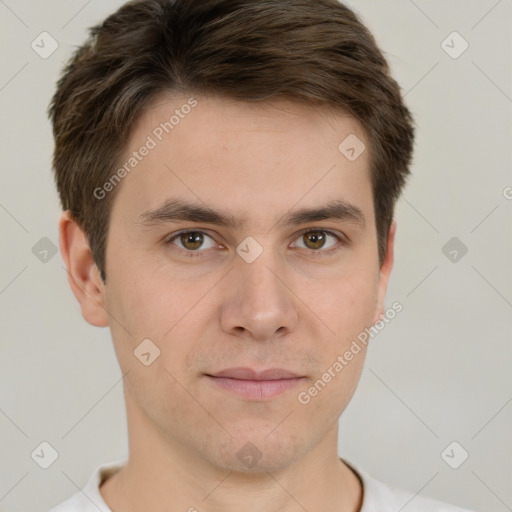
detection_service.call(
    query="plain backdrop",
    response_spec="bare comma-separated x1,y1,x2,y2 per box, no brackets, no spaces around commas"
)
1,1,511,511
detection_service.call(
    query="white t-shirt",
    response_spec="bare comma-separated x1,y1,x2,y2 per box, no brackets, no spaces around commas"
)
48,458,476,512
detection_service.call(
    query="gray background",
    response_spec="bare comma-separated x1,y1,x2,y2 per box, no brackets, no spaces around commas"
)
1,1,511,511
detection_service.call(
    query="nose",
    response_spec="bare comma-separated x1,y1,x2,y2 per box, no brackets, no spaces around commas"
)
219,248,299,342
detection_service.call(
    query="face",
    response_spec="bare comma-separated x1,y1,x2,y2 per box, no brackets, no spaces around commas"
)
72,93,394,472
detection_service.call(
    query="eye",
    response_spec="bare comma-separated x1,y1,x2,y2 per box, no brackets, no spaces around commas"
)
165,230,217,254
291,229,344,254
164,228,346,258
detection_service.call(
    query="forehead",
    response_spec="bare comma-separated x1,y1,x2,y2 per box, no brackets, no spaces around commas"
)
110,92,374,227
141,92,367,148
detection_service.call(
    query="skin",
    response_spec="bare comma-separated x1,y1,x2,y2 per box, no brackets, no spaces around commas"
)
59,92,396,512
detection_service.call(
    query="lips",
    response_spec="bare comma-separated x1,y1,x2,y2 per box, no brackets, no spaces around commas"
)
206,367,302,380
205,367,305,399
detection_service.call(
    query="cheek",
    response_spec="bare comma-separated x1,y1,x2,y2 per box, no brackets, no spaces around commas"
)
104,261,218,384
293,340,368,439
308,260,378,410
105,260,185,338
311,264,379,344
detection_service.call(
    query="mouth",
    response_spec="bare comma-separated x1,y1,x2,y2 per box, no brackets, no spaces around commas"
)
204,367,306,400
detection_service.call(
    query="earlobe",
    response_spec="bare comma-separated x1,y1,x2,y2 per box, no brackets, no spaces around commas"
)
59,211,109,327
372,219,396,325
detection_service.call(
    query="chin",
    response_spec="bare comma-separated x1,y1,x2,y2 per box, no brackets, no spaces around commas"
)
201,428,306,474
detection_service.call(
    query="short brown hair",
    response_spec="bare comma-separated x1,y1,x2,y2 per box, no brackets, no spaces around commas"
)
49,0,415,281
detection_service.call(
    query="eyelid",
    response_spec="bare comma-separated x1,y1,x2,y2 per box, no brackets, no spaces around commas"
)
293,227,346,242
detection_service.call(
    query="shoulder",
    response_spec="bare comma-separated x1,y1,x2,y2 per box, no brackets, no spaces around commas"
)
47,458,127,512
345,460,477,512
47,492,102,512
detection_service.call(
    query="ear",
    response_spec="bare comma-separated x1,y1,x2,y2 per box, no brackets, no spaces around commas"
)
59,211,109,327
372,219,396,325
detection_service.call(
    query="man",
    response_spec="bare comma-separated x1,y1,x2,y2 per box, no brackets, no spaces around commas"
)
48,0,475,510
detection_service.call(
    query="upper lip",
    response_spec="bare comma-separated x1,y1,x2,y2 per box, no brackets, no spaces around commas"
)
207,367,302,380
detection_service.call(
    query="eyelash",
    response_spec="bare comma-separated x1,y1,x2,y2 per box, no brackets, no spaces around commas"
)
164,228,347,259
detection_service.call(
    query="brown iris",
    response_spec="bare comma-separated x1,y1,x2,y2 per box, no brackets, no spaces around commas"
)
302,230,326,250
180,231,204,250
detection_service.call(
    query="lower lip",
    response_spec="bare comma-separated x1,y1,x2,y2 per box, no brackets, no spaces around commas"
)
205,375,304,399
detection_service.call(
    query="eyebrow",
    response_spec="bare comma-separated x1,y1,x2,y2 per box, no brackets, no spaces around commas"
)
136,198,366,230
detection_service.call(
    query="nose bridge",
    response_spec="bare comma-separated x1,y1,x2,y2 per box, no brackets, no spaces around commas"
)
241,249,284,305
220,237,298,339
238,238,288,310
